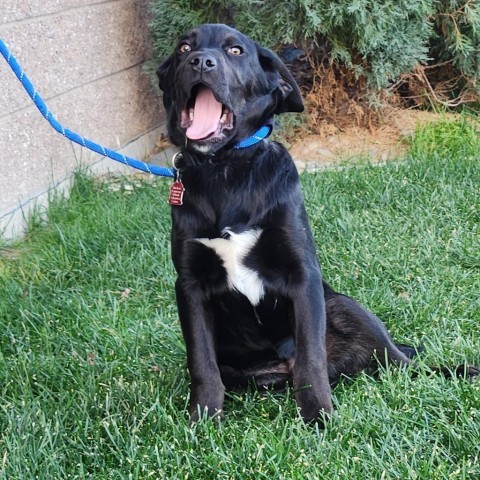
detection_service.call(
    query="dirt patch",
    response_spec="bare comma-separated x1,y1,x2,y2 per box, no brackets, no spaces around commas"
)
289,108,455,170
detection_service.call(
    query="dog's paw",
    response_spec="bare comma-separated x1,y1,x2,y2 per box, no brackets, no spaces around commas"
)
395,343,425,359
294,382,333,425
189,405,224,424
189,382,225,424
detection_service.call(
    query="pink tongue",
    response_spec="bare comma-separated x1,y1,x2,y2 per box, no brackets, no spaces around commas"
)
186,86,223,140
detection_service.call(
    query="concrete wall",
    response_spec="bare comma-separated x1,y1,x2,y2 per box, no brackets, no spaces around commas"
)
0,0,165,241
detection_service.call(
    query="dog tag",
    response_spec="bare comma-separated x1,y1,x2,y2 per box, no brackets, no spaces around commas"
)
168,179,185,206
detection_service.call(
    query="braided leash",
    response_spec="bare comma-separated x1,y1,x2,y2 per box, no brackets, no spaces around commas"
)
0,38,175,178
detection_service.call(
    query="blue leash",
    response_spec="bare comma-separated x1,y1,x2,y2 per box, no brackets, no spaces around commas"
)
0,38,272,177
0,38,175,178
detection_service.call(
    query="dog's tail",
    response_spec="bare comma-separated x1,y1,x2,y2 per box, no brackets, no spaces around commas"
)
395,343,479,379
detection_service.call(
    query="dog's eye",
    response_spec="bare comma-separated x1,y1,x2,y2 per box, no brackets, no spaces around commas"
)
178,43,192,54
228,46,243,56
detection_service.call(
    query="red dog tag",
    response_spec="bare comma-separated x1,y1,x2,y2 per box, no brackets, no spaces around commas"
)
168,180,185,206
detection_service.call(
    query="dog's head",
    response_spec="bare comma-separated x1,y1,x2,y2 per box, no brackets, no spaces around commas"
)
156,24,304,154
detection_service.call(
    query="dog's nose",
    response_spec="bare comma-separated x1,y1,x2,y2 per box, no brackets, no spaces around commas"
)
189,53,217,73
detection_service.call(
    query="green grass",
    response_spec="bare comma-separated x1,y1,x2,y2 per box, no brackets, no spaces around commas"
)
1,118,479,479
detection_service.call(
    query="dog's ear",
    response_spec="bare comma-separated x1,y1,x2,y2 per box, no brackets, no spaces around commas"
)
156,56,174,108
256,44,304,114
156,55,172,92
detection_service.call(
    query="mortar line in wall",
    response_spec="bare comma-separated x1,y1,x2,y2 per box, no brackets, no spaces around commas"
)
0,0,129,29
0,60,157,121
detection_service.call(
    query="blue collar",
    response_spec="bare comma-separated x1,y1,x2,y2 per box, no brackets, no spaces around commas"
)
172,124,274,172
233,124,273,149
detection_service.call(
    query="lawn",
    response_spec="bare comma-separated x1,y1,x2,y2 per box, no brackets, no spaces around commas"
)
1,119,479,479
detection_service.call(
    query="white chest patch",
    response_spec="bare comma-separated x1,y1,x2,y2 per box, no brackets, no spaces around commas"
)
195,228,265,306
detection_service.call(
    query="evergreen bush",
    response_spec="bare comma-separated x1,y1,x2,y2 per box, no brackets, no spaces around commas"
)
148,0,480,117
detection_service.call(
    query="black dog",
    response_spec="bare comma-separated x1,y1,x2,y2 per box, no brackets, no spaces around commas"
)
156,23,477,423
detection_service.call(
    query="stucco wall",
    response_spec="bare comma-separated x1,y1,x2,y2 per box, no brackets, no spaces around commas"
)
0,0,165,240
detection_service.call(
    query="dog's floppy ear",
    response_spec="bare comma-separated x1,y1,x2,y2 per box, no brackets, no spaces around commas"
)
256,44,304,114
156,55,174,108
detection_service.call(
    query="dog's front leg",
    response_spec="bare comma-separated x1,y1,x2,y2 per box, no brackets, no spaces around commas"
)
292,275,333,423
175,279,225,422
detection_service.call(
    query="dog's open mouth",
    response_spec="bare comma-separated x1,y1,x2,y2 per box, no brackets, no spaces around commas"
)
181,85,234,141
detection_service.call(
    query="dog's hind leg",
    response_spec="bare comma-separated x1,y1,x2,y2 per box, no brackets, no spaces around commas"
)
323,282,479,383
323,283,412,385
